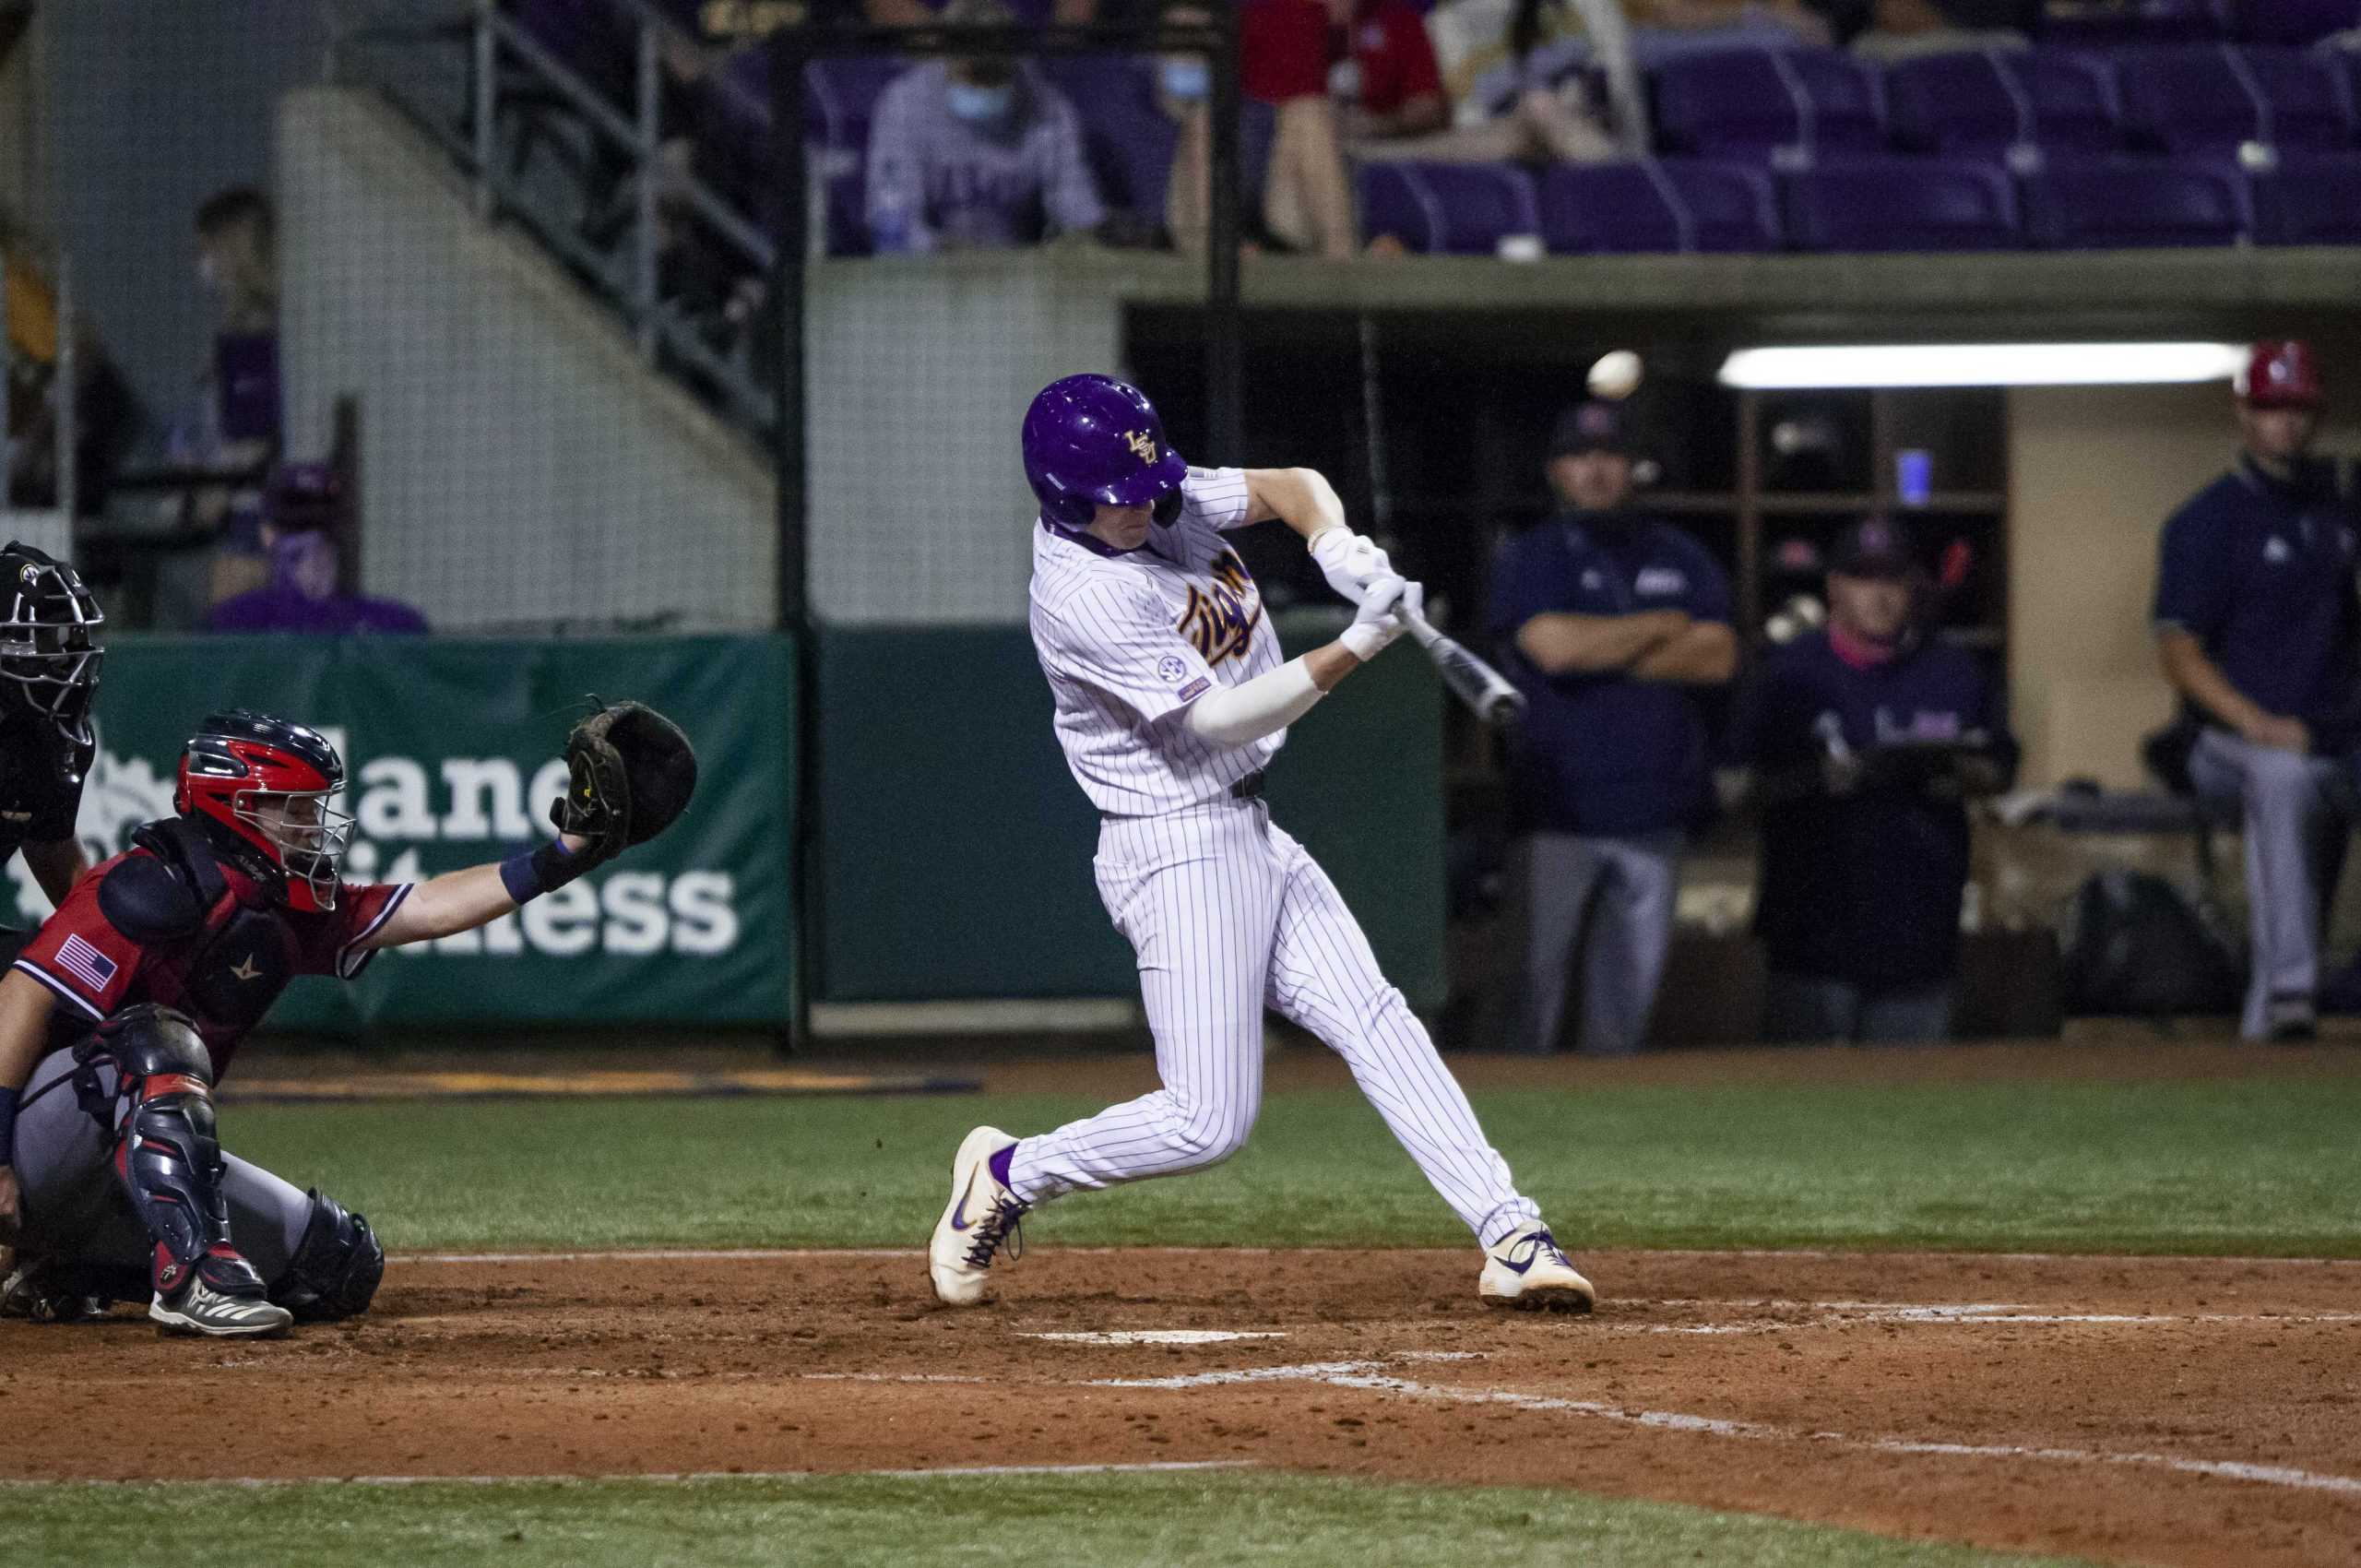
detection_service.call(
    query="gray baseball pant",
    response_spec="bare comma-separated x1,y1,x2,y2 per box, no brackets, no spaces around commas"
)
1512,829,1681,1056
2188,728,2350,1039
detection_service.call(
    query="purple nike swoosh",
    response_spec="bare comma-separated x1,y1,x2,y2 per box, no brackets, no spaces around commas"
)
949,1170,982,1232
1499,1248,1536,1276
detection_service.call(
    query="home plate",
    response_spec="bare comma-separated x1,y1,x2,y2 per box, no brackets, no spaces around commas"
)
1020,1331,1289,1346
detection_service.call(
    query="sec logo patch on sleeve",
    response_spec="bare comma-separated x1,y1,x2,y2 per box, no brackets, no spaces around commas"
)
1158,655,1188,684
1178,677,1210,701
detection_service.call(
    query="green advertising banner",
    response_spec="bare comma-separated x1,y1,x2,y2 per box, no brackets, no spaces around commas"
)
2,636,794,1033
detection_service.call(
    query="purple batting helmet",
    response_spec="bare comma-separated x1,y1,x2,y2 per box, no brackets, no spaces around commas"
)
1022,374,1188,530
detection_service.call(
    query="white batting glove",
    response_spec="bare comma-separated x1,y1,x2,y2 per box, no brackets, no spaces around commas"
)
1339,574,1416,661
1309,528,1394,603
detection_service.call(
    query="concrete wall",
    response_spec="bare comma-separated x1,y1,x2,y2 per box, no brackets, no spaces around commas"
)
278,89,775,630
807,253,1124,625
2008,384,2361,789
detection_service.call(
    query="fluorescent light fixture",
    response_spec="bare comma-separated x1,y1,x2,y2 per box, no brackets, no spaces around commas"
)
1718,342,2248,390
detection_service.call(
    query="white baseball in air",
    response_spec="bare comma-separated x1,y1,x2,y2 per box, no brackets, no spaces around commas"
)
1588,350,1643,400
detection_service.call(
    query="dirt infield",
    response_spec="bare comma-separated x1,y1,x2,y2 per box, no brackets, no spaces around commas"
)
5,1247,2356,1567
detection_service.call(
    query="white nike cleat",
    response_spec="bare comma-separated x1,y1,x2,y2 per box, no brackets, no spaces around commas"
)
928,1125,1026,1308
149,1270,294,1338
1479,1224,1596,1313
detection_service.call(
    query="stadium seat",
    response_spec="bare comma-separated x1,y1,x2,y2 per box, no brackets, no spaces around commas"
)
1040,57,1180,225
1358,163,1539,255
2020,157,2250,245
2234,0,2361,45
1535,160,1781,254
804,55,907,151
2114,45,2352,154
1883,49,2123,158
1651,47,1882,164
1782,159,2022,252
2043,3,2226,47
2248,152,2361,242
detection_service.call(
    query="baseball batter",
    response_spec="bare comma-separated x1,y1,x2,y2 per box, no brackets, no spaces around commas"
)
927,374,1593,1313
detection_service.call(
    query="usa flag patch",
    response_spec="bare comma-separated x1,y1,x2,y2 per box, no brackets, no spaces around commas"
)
53,932,118,992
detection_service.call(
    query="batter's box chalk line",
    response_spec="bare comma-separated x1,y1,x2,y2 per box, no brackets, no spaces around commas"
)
1085,1358,2361,1501
1019,1330,1288,1346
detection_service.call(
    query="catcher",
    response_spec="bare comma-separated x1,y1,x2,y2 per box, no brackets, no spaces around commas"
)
0,702,694,1336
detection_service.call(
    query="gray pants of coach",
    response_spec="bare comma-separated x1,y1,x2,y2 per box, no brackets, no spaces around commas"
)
1513,830,1681,1056
1762,973,1954,1045
2188,728,2354,1039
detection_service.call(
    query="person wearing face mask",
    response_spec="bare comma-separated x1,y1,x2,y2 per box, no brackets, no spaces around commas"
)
204,465,426,636
1485,400,1737,1055
863,0,1106,254
1731,518,2015,1046
2156,341,2361,1042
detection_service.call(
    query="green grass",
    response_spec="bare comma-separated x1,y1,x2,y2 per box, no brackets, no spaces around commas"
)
223,1075,2361,1256
0,1471,2100,1568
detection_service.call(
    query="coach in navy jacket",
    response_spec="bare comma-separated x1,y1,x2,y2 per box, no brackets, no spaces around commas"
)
1488,401,1737,1054
2154,340,2361,1041
1733,518,2016,1044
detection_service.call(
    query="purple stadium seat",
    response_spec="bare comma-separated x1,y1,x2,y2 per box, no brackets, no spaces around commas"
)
1884,49,2123,157
1040,57,1180,222
805,56,907,150
1536,160,1780,254
1651,47,1882,164
2249,152,2361,241
1782,159,2021,251
2235,0,2361,43
2044,3,2227,47
1358,163,1539,255
2115,45,2351,153
2020,157,2249,245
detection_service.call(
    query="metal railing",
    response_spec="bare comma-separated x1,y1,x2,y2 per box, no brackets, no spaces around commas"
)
330,0,780,434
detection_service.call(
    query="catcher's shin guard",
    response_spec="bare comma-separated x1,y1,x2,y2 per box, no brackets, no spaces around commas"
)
270,1189,385,1322
74,1006,263,1299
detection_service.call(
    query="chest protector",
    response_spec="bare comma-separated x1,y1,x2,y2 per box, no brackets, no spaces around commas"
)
97,816,298,1037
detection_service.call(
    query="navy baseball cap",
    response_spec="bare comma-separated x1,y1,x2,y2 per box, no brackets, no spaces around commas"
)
1829,517,1914,578
1548,400,1630,458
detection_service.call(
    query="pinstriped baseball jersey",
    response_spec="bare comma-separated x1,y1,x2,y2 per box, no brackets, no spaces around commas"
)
1030,466,1283,816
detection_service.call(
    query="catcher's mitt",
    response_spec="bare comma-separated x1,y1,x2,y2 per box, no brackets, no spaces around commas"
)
551,701,697,865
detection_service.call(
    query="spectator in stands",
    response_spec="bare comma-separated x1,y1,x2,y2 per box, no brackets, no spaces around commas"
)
171,186,280,609
1242,0,1358,258
1732,518,2016,1045
1428,0,1648,157
2154,340,2361,1042
1341,0,1622,164
1845,0,2028,61
2,220,135,517
863,0,1106,253
1487,400,1737,1055
206,464,427,636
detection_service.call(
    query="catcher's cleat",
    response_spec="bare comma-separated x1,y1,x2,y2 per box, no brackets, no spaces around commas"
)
149,1251,292,1338
929,1125,1026,1308
1479,1225,1596,1314
1,1257,110,1324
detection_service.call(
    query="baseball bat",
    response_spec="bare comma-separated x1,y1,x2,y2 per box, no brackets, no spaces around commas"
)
1399,601,1527,729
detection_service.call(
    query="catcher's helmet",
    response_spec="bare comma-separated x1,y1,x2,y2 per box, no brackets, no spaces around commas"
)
2236,339,2323,410
1021,374,1188,531
175,709,354,913
0,541,104,765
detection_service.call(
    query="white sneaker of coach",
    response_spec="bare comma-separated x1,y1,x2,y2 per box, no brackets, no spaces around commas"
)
1478,1224,1596,1313
928,1125,1026,1308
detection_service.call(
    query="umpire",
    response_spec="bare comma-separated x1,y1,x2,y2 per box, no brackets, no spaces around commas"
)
1733,518,2016,1044
2154,340,2360,1041
1487,400,1736,1055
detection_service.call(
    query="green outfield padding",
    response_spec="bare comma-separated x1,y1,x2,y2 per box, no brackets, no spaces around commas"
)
0,1471,2100,1568
814,610,1445,1010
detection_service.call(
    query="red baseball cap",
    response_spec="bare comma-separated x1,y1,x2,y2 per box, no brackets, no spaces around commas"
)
2236,339,2324,410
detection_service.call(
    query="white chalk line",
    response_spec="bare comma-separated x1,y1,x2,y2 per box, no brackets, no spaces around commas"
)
1022,1330,1287,1346
1084,1360,2361,1501
394,1246,2361,1268
0,1461,1254,1491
